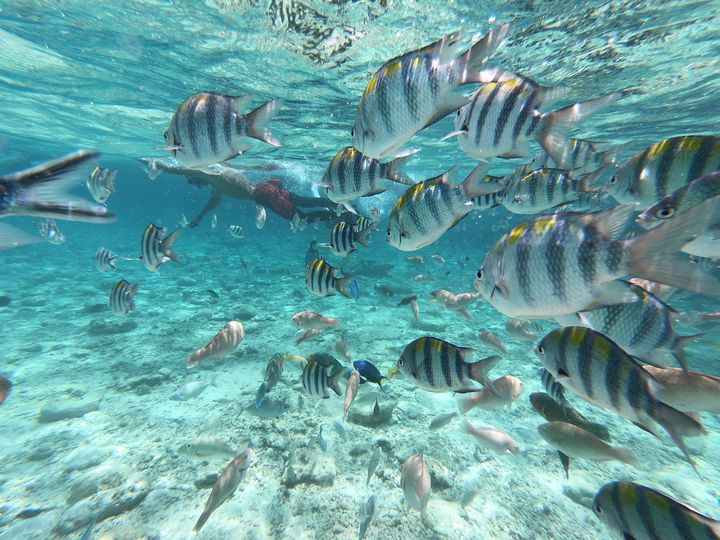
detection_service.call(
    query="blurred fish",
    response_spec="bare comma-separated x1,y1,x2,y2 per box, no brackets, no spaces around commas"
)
320,147,416,211
290,213,308,233
457,375,523,414
538,421,637,478
315,426,327,452
429,411,458,430
540,368,570,407
357,494,376,540
0,376,12,406
255,205,266,229
406,256,425,265
207,289,219,300
593,481,720,540
375,284,394,297
178,213,189,228
193,449,254,532
330,221,371,257
529,392,611,442
643,365,720,415
460,420,521,455
637,171,720,258
387,163,502,251
305,258,359,301
186,321,245,368
140,224,182,272
353,359,388,391
144,158,162,180
401,453,431,511
353,208,381,235
393,336,499,394
165,92,282,169
292,310,341,330
109,279,139,317
555,281,700,371
307,352,343,369
178,436,237,460
532,139,628,175
475,200,720,318
344,369,360,419
247,397,288,419
36,218,65,244
478,330,507,354
608,135,720,206
211,213,218,229
450,70,620,167
335,336,351,362
301,358,344,399
537,327,704,469
86,166,117,204
372,398,381,419
79,517,97,540
305,240,320,265
256,353,285,408
332,420,347,439
295,328,324,345
170,380,212,401
226,224,244,238
353,24,510,158
398,294,420,325
504,319,539,341
95,247,118,272
366,446,381,485
431,254,446,264
0,150,114,236
0,223,42,250
412,274,432,282
429,289,481,320
628,277,677,302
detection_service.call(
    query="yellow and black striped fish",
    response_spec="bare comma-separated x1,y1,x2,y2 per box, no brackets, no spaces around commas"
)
141,224,182,272
305,258,359,300
593,481,720,540
301,359,344,399
329,222,370,257
86,166,117,204
164,93,282,169
609,135,720,207
109,279,139,317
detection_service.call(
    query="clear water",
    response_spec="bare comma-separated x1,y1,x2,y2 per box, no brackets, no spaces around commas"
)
1,2,719,539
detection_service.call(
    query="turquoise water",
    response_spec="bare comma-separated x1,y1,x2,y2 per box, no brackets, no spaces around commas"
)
1,2,720,539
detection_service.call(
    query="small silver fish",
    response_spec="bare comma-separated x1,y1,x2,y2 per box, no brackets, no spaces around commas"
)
315,426,327,452
211,213,218,229
478,330,507,354
170,380,211,401
366,446,381,485
429,411,458,430
358,494,377,540
255,205,266,229
178,436,237,460
37,218,65,244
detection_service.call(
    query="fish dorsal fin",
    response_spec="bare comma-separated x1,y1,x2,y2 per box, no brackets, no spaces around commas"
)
228,94,254,113
582,204,637,240
417,31,466,64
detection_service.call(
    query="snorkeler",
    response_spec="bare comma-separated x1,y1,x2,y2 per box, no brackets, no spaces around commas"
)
138,158,342,227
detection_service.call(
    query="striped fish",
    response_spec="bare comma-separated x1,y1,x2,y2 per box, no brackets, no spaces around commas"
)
301,359,345,399
321,147,416,209
86,166,117,204
532,139,628,175
353,208,380,235
609,135,720,207
540,368,569,406
329,221,370,257
37,218,65,244
555,282,700,371
140,224,182,272
305,258,359,300
0,150,114,227
394,336,500,393
536,327,704,469
474,198,720,318
352,25,510,158
593,481,720,540
387,163,502,251
109,279,139,317
529,392,611,442
449,71,620,168
637,171,720,258
502,168,600,215
226,224,245,238
164,93,282,169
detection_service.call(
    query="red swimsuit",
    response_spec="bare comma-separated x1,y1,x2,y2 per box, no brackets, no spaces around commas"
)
253,179,295,220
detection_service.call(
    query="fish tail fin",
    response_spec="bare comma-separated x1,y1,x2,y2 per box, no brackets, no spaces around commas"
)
626,196,720,295
244,99,283,147
104,169,118,192
329,369,344,397
656,401,705,473
355,227,372,248
127,283,140,312
457,394,480,415
0,223,43,250
536,92,622,169
10,150,115,223
161,228,183,263
335,275,354,299
461,160,495,196
672,333,703,372
599,140,634,167
615,447,639,467
193,509,212,532
460,23,511,81
328,318,341,329
384,148,419,185
468,354,501,394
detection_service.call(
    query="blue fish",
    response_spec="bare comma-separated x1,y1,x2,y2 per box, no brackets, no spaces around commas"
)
305,241,320,265
349,280,361,302
353,359,388,390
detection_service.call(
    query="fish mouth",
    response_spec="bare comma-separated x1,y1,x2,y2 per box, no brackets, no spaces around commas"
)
387,366,400,380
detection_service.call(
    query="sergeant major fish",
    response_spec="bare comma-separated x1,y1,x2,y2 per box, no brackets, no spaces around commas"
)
301,358,345,399
140,224,182,272
474,199,720,318
226,224,244,238
95,247,118,272
37,218,65,244
305,258,359,301
165,93,282,169
352,24,510,159
109,279,139,317
532,138,628,176
501,168,602,215
86,166,117,204
329,221,371,257
387,163,502,251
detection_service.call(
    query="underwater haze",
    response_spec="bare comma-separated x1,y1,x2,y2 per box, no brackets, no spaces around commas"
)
1,1,720,540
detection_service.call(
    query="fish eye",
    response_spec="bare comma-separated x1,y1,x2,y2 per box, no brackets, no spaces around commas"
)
593,501,603,514
163,130,168,140
398,358,403,366
536,345,544,355
351,128,355,138
476,268,484,280
609,175,617,184
656,207,674,219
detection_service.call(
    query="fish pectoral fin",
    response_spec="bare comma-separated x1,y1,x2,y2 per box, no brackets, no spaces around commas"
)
362,188,387,197
583,280,639,310
441,129,467,142
557,451,570,480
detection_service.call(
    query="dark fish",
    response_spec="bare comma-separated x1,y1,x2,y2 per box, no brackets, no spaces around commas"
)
397,294,418,306
255,353,284,408
140,223,182,272
329,221,370,257
306,258,359,301
208,289,219,300
529,392,610,442
353,359,388,390
0,376,12,406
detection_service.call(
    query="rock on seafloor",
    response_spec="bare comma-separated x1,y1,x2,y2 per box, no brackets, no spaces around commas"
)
67,462,131,504
97,525,161,540
282,448,336,487
87,319,138,336
54,478,150,535
346,394,397,427
38,398,101,423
